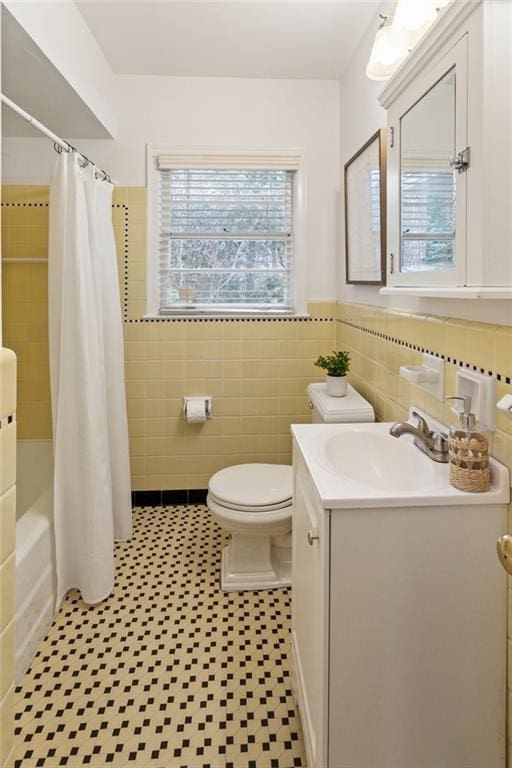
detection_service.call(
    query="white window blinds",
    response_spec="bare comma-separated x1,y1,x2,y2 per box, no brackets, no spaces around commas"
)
156,155,297,314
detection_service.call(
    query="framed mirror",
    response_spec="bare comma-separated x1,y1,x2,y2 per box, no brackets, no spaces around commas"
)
344,128,386,285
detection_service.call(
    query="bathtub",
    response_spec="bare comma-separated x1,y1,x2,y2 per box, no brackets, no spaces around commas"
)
15,440,56,681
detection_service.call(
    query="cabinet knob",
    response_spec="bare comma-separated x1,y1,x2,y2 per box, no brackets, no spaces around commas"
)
307,529,319,546
497,534,512,575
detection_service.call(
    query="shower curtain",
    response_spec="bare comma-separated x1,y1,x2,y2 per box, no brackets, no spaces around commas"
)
49,151,132,606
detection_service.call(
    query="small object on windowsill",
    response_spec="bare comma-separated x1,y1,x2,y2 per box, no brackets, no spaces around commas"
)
178,286,196,303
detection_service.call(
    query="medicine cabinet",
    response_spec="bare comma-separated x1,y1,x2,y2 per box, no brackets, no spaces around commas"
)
380,0,512,299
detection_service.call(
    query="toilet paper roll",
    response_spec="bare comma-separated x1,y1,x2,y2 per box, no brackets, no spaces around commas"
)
185,398,207,424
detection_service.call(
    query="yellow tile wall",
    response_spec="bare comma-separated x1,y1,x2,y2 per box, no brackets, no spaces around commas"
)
336,299,512,757
124,310,335,489
335,300,512,442
1,187,50,439
0,348,17,768
1,186,338,489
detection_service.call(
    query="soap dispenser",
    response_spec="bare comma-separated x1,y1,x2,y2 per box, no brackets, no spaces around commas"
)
446,395,490,492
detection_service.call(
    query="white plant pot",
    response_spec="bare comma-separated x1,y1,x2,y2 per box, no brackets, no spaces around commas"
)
326,375,348,397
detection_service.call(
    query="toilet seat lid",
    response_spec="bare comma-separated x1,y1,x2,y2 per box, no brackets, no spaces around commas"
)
209,464,293,508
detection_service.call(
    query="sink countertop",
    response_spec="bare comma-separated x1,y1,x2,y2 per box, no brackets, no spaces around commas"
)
291,421,511,510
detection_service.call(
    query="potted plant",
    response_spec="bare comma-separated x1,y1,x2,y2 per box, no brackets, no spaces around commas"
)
314,350,351,397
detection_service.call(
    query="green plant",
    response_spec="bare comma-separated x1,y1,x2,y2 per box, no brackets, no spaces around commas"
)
314,350,350,378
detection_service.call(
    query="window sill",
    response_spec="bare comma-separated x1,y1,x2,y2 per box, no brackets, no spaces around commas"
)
142,312,311,321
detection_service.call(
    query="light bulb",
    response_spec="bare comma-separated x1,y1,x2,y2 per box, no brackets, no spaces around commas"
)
366,17,407,81
393,0,438,32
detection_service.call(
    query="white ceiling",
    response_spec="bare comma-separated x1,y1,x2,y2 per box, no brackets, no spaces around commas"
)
77,1,379,80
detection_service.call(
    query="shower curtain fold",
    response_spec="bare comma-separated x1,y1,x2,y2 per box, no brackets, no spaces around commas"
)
49,152,131,606
84,169,132,543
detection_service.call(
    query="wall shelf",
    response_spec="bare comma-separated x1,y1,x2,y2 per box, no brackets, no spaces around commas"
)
379,287,512,300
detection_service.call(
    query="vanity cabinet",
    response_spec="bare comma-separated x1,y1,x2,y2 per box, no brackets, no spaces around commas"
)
291,453,329,767
380,0,512,298
291,439,507,768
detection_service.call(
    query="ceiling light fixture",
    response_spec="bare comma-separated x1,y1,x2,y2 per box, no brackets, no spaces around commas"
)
366,15,407,82
366,0,450,82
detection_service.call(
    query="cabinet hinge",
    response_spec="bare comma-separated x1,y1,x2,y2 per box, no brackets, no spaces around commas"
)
389,253,394,274
389,126,394,148
449,146,470,173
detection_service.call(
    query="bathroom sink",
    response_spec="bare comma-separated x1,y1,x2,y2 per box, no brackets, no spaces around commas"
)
321,429,442,493
291,409,510,509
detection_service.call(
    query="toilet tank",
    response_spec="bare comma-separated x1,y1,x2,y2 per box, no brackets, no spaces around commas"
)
307,382,375,423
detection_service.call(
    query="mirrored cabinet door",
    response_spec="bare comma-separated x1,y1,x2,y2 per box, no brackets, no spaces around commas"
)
387,35,467,287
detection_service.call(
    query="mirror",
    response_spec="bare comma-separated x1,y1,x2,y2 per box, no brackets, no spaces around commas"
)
344,129,386,285
400,67,456,273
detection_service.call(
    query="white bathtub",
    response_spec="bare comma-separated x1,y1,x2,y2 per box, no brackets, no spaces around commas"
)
15,440,56,681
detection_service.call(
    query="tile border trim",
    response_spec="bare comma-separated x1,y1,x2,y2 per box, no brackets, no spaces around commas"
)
114,203,129,322
126,316,334,323
0,414,15,430
132,489,208,506
337,317,511,385
1,199,131,323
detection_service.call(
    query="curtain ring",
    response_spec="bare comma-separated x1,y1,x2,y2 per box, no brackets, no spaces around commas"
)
78,154,90,169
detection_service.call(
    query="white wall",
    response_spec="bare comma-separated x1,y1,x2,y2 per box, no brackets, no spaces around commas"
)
3,0,117,138
2,75,340,301
338,7,511,326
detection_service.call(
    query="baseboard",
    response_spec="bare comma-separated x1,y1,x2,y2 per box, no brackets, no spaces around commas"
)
131,489,208,507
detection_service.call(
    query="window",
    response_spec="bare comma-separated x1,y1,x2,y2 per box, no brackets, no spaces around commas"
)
148,150,303,316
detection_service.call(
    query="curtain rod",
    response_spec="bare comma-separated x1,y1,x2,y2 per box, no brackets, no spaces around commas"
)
1,93,116,184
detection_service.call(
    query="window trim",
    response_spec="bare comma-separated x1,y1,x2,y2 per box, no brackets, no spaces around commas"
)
146,145,307,318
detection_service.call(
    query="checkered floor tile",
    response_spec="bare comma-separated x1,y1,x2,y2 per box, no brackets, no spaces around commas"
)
14,505,306,768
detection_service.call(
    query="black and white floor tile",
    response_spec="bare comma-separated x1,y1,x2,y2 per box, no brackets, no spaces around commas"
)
14,506,306,768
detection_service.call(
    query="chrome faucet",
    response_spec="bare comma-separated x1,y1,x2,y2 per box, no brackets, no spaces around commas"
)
389,411,449,463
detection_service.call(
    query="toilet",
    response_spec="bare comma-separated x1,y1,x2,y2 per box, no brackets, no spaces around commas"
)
208,382,375,591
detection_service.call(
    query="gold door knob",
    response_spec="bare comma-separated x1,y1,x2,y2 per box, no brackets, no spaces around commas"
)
497,534,512,575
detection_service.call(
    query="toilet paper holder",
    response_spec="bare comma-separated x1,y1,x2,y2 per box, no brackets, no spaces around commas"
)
182,396,213,419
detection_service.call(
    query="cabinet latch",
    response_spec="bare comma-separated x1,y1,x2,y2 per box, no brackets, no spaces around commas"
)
449,146,470,173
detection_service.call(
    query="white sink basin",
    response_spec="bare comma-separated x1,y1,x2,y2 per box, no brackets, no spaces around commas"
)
291,411,510,509
321,428,442,493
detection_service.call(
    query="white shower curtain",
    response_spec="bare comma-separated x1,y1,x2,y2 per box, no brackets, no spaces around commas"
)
49,151,131,606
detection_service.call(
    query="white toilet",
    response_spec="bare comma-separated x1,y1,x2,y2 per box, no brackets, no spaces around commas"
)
208,382,375,591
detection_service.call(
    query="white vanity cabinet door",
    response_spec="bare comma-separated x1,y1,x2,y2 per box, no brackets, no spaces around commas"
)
327,503,507,768
291,451,329,768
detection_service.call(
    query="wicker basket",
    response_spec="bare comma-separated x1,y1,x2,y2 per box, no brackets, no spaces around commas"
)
448,430,490,493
